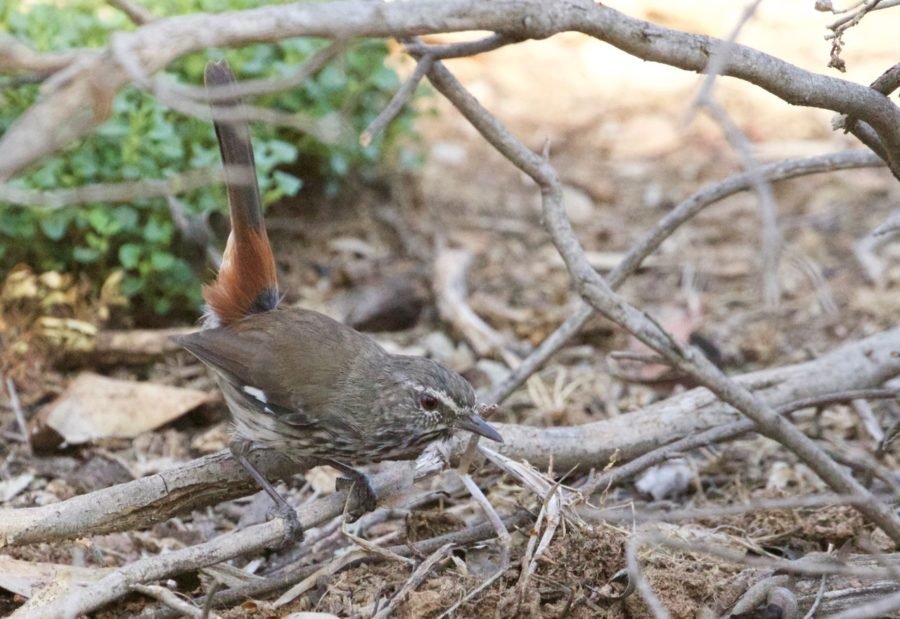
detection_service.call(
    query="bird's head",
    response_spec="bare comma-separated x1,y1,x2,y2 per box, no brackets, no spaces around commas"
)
385,356,503,443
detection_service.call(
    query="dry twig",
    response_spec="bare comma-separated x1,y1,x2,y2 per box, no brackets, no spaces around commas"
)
433,246,520,364
0,166,247,209
4,376,31,454
370,543,453,619
482,147,883,428
4,1,900,180
416,47,900,544
132,584,217,619
360,52,432,147
2,328,898,548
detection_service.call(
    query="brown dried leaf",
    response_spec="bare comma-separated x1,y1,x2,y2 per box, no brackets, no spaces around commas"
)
33,372,213,446
0,555,111,598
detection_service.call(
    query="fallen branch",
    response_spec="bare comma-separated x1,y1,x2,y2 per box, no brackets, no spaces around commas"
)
433,246,520,363
1,328,897,547
482,148,883,408
59,327,193,366
417,51,900,542
9,454,445,619
582,388,900,496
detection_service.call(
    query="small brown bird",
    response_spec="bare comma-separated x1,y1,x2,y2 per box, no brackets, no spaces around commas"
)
176,61,502,540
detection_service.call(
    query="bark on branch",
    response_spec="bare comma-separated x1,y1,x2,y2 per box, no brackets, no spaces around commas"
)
3,0,900,180
1,328,897,548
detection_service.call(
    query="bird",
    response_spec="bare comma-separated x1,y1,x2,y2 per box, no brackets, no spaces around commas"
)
175,60,503,541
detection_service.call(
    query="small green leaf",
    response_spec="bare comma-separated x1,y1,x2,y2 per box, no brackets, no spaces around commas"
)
143,218,171,243
150,251,176,271
153,297,172,315
112,205,139,230
118,243,142,269
73,246,101,263
330,153,349,177
272,170,303,196
39,211,71,241
121,275,144,296
87,207,113,234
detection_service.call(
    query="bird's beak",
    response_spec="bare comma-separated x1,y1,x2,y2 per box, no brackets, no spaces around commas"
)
457,414,503,443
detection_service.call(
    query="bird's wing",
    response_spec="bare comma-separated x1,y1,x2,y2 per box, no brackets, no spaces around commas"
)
176,308,382,435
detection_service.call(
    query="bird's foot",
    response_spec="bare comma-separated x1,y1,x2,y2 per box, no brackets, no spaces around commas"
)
336,471,378,521
270,500,304,544
231,445,303,546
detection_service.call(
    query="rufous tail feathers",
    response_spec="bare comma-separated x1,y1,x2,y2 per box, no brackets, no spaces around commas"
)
202,60,279,326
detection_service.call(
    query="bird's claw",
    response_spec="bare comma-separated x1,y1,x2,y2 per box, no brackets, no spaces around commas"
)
336,473,378,521
270,501,304,544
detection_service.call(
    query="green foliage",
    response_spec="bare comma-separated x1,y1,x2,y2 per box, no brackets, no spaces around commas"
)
0,0,422,319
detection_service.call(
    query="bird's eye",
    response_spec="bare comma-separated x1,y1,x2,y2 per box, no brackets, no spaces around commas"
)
418,392,439,411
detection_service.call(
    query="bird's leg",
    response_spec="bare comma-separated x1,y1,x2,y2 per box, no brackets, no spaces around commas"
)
230,439,303,543
326,459,378,520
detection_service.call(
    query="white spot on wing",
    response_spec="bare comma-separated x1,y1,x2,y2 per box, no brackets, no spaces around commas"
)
243,385,268,403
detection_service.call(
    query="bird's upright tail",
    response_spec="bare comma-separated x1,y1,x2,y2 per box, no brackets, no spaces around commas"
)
202,60,279,326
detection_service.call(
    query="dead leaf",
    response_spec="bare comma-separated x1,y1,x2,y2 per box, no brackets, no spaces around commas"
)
635,459,697,500
1,267,39,302
35,317,97,351
0,473,34,502
0,556,111,598
33,373,213,446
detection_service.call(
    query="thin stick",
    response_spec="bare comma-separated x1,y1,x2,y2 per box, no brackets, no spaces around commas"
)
855,398,885,443
420,50,900,544
436,564,509,619
340,517,413,567
684,1,782,306
132,584,217,619
703,98,783,306
582,388,900,496
0,166,246,209
360,53,432,147
371,543,453,619
515,484,561,603
685,0,763,123
4,376,31,454
200,581,222,619
433,246,520,364
171,41,347,102
626,535,671,619
107,0,155,25
829,590,900,619
403,33,517,59
456,472,511,561
872,210,900,237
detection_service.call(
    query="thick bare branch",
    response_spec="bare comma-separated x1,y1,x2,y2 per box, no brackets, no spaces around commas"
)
1,327,897,547
418,52,900,543
3,0,900,180
0,166,245,209
484,149,883,414
0,33,82,76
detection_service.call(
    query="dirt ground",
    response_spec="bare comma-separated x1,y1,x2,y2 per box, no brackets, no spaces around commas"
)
2,3,900,618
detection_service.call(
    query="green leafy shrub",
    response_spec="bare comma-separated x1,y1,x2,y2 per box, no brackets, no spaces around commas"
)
0,0,421,319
